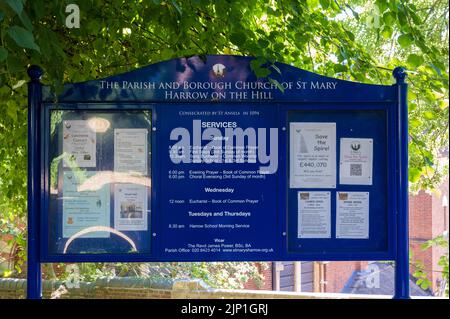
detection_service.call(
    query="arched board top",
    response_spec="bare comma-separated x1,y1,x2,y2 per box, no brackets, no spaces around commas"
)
42,55,396,103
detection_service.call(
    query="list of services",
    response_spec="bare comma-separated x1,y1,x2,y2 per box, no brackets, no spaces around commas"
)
160,106,278,259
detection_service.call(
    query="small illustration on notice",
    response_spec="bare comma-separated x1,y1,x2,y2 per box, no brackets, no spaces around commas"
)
339,138,373,185
62,120,96,168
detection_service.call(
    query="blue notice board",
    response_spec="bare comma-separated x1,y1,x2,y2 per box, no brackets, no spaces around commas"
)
285,109,394,259
29,55,406,264
45,108,154,256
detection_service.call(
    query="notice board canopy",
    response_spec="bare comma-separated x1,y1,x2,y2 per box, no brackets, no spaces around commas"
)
27,55,410,298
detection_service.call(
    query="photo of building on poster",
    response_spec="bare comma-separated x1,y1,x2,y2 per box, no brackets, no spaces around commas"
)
114,183,148,231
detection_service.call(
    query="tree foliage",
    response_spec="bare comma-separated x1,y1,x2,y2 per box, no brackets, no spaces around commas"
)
0,0,448,280
412,235,449,297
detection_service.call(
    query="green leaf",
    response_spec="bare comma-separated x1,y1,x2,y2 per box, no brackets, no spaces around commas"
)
420,280,430,290
6,55,23,73
253,66,271,78
6,0,23,15
250,58,266,70
410,118,421,128
428,63,442,76
230,32,246,46
330,0,341,12
409,167,421,183
319,0,330,9
408,103,417,112
19,11,33,31
257,38,269,48
375,0,388,13
268,78,285,93
12,79,26,90
381,26,393,39
397,10,408,26
333,64,348,73
438,100,448,110
383,12,396,26
345,31,355,42
398,34,413,48
307,0,320,9
31,0,46,20
270,63,281,74
409,10,422,25
423,111,435,120
6,101,17,121
0,11,5,22
407,54,424,68
170,1,182,15
0,48,7,62
7,25,40,52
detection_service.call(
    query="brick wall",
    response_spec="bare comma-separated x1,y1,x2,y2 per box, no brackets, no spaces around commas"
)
243,263,272,290
430,177,448,294
0,234,13,269
0,277,173,299
409,191,433,240
0,277,393,299
409,190,434,291
409,177,449,295
323,261,367,293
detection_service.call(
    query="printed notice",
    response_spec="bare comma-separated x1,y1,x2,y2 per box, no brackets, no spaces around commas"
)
62,171,110,238
114,184,148,231
290,122,336,188
63,120,96,167
114,129,148,175
336,192,369,239
340,138,373,185
298,191,331,238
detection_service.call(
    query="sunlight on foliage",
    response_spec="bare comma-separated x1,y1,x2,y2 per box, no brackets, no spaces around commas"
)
0,0,448,284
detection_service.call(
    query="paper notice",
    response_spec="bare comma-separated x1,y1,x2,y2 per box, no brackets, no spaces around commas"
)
298,191,331,238
339,138,373,185
290,122,336,188
114,129,148,175
336,192,369,239
63,120,96,167
62,171,110,238
114,184,148,231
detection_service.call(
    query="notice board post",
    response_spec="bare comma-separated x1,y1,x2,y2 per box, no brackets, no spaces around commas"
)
394,67,410,299
27,65,43,299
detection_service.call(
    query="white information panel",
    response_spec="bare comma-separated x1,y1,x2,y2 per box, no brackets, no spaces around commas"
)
298,191,331,239
290,122,336,188
114,128,148,175
62,171,110,238
336,192,369,239
63,120,96,167
339,138,373,185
